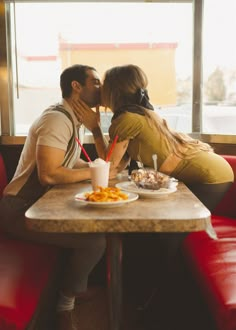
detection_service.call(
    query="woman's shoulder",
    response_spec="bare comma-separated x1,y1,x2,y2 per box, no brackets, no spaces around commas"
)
109,112,144,140
112,111,146,122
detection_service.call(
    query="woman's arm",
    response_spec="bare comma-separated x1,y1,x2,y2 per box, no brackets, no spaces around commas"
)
108,140,130,172
69,99,130,169
70,99,108,159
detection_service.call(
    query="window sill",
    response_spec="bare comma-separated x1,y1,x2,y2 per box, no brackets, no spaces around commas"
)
1,134,236,145
0,134,104,145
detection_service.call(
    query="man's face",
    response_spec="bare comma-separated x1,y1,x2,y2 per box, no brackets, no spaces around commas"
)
79,69,101,108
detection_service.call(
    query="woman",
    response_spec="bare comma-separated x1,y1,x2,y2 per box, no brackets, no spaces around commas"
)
100,64,234,326
101,64,233,211
73,63,234,327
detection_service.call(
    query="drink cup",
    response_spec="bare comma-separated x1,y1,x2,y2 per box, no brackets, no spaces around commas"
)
89,159,110,191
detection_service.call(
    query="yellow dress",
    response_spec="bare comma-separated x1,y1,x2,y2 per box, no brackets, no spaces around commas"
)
109,112,234,184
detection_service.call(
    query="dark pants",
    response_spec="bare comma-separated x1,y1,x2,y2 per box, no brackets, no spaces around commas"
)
135,181,233,329
155,181,232,285
153,181,233,327
187,181,232,212
0,195,106,295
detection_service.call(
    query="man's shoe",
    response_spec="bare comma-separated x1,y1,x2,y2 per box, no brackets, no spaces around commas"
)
57,310,76,330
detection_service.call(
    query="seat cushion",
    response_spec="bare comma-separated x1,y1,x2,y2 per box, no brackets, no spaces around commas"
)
0,152,61,329
182,155,236,330
183,228,236,330
0,236,59,330
211,215,236,238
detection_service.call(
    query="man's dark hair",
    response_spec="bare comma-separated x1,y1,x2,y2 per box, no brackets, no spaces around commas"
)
60,64,96,98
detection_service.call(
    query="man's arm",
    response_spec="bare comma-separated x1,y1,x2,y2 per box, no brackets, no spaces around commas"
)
73,158,89,169
36,145,91,185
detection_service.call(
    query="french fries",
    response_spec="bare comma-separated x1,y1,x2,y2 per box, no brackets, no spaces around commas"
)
85,187,128,202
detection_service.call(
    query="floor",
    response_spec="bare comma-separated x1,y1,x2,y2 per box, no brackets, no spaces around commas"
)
45,234,216,330
72,286,139,330
68,281,215,330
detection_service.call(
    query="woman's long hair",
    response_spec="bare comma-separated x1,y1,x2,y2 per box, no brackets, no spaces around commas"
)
102,64,148,111
103,64,212,158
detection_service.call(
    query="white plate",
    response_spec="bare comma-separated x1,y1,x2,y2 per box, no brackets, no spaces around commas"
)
115,181,177,198
74,191,139,208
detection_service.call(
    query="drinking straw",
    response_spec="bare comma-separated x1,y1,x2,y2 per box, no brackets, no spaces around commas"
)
106,135,119,162
75,137,92,162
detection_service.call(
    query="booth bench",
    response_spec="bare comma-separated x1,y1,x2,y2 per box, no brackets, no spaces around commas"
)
1,149,236,330
183,155,236,330
0,152,61,330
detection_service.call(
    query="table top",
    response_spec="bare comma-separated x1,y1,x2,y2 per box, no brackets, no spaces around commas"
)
25,173,215,237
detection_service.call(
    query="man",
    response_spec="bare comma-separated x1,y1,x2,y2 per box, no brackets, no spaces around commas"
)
0,64,116,330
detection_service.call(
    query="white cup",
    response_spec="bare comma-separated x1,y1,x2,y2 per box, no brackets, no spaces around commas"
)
89,160,110,191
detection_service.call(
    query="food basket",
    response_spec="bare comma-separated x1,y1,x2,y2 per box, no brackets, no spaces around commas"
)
130,168,172,190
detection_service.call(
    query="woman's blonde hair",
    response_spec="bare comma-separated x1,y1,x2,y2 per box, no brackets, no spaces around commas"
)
103,64,212,157
145,110,213,157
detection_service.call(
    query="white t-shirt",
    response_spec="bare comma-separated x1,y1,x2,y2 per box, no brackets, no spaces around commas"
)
4,100,84,196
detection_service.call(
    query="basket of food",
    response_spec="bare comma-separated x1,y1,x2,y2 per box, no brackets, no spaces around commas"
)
130,168,172,190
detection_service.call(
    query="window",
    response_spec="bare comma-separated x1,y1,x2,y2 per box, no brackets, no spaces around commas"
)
202,0,236,134
6,2,193,135
1,0,236,140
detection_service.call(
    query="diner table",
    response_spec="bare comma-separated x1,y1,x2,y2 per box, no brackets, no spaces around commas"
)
25,172,216,330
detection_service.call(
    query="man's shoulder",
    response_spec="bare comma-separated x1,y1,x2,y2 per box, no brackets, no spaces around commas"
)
41,104,73,122
31,106,73,136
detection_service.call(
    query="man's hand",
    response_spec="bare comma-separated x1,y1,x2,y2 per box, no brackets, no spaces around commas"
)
71,98,100,132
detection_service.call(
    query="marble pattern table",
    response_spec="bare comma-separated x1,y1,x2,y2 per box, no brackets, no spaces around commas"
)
25,174,214,330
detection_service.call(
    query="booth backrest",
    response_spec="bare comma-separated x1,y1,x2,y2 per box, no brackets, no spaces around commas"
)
0,151,61,330
0,154,7,198
213,155,236,218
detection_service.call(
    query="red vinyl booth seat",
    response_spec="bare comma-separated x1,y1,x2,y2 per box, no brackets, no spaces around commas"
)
0,238,59,330
0,153,60,330
183,155,236,330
